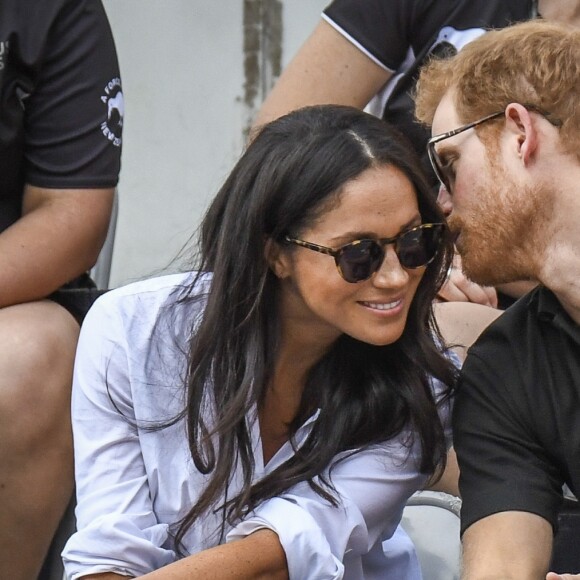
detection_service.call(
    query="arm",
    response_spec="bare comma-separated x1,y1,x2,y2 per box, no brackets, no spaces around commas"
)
252,19,391,131
433,300,502,362
227,438,431,579
80,529,288,580
461,511,553,580
5,0,121,306
62,291,179,578
0,184,113,306
426,446,459,497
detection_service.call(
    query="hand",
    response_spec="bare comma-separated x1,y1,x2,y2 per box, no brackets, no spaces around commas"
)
437,253,498,308
546,573,580,579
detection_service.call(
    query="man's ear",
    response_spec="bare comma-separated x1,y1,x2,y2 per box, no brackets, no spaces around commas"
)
264,238,291,279
504,103,538,165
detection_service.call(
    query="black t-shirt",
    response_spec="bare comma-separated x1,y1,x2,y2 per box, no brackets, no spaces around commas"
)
323,0,536,172
453,286,580,534
0,0,122,233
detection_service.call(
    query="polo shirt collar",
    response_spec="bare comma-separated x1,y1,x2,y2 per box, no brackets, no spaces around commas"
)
533,285,580,343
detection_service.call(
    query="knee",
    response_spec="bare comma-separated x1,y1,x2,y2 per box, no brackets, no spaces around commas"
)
0,301,79,449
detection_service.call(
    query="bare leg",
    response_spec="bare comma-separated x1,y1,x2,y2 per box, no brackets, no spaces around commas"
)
0,301,78,580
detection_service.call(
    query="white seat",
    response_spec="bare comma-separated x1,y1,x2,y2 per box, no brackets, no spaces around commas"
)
400,491,462,580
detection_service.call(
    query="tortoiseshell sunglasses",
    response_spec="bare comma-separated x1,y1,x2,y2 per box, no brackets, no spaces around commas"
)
285,223,446,283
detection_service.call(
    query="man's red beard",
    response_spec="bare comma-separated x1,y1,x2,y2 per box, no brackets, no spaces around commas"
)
447,165,549,287
448,212,514,286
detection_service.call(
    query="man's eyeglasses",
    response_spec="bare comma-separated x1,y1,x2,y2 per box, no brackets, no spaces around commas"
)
284,223,446,283
427,105,562,192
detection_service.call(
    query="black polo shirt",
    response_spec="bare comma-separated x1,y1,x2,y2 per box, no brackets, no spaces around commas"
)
453,286,580,534
0,0,122,233
323,0,536,169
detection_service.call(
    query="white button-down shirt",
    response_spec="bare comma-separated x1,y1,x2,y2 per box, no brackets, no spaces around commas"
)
63,273,452,579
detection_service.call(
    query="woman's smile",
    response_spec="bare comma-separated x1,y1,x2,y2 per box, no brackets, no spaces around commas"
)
359,298,404,313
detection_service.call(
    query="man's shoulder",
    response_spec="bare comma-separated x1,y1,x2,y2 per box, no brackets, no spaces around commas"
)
464,286,543,367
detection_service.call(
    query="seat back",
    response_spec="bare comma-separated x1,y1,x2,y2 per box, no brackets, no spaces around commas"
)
400,491,462,580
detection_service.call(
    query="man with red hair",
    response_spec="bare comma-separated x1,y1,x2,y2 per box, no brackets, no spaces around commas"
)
415,19,580,580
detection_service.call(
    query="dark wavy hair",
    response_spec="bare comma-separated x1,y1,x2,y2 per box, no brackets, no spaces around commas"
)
172,104,456,550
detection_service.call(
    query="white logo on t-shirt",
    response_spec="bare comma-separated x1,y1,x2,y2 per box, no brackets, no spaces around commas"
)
0,40,9,71
429,26,487,55
100,77,123,147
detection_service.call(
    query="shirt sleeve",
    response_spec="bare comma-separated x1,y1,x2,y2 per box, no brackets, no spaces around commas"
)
322,0,421,72
228,437,429,579
62,293,175,579
453,343,563,535
24,0,122,189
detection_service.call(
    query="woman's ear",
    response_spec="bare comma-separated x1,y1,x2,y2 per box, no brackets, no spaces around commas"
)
264,238,291,279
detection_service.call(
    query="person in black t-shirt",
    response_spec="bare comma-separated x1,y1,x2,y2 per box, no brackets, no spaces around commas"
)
415,20,580,580
0,1,122,577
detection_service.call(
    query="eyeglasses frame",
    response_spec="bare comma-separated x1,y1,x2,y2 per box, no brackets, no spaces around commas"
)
427,104,563,191
284,222,446,283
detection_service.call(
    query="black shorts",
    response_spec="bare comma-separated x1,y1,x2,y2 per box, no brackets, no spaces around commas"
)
49,272,108,324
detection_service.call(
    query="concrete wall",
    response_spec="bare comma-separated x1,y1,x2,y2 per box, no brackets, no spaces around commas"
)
102,0,327,287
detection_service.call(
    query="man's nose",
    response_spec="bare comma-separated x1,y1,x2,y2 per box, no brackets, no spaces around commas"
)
437,185,453,216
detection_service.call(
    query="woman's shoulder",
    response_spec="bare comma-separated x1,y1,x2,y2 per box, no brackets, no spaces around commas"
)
95,271,208,310
84,271,211,337
102,271,201,298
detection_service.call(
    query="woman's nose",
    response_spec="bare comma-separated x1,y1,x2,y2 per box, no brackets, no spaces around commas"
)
372,245,409,288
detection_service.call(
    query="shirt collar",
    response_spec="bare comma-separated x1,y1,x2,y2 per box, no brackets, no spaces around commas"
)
533,285,580,343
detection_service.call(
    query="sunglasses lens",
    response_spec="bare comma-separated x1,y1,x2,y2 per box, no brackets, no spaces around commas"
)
338,240,383,282
397,226,443,268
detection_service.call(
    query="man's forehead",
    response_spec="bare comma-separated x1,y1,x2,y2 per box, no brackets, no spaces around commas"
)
431,91,461,136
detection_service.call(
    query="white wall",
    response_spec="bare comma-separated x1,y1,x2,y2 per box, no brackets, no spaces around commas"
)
102,0,327,287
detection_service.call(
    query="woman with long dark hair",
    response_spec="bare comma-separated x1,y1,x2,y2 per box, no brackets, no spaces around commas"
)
64,104,467,579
